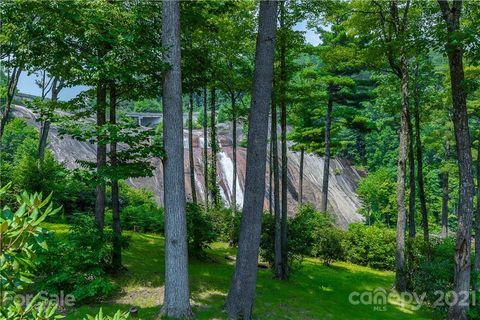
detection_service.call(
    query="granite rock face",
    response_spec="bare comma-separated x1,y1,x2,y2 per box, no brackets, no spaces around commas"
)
14,105,364,228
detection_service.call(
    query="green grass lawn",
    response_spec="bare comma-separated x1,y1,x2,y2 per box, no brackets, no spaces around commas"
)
43,223,434,319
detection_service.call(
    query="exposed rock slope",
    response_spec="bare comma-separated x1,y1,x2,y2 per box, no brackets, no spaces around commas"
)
13,105,364,228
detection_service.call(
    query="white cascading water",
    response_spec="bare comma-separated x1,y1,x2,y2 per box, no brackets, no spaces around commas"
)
218,151,244,209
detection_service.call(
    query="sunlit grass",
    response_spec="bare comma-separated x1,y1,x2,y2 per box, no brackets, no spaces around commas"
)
41,224,435,319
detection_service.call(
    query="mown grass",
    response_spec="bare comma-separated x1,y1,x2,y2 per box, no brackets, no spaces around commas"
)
42,223,434,319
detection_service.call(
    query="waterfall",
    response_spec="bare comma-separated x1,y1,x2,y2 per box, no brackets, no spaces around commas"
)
218,151,244,209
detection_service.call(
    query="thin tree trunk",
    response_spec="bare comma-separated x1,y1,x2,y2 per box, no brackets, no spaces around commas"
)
95,81,107,231
279,0,288,280
161,1,192,317
231,92,237,212
475,124,480,291
407,110,416,238
413,76,429,240
225,1,277,317
438,2,474,318
441,171,449,238
269,128,273,214
110,83,122,270
271,98,282,280
299,148,304,206
320,92,333,213
210,87,219,208
394,55,409,293
188,90,197,204
0,67,21,138
203,87,209,211
38,77,61,162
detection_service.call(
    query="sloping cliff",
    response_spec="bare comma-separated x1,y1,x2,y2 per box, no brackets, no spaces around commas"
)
13,105,364,228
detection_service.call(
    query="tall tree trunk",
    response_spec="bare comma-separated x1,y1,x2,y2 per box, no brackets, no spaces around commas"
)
95,81,107,231
188,90,197,204
269,128,273,214
279,0,288,280
299,148,304,206
407,110,416,238
0,67,21,138
225,1,277,317
394,56,409,293
476,132,480,291
110,83,122,270
320,92,333,213
231,92,237,212
210,87,219,208
441,171,449,238
271,98,282,280
203,87,209,211
413,77,429,240
438,2,475,318
161,1,192,317
38,77,60,162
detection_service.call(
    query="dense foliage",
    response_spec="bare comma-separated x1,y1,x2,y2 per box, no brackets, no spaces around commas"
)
1,0,480,318
35,215,118,303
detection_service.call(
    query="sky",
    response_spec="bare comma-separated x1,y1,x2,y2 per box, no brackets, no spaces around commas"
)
17,22,319,100
17,72,89,101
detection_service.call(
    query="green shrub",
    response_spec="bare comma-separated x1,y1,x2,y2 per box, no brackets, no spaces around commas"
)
260,204,332,272
118,183,157,207
342,223,396,270
186,203,217,255
208,207,241,245
0,183,62,319
120,204,164,233
288,204,332,256
410,237,455,317
259,213,276,266
313,227,345,266
104,183,164,233
35,215,116,303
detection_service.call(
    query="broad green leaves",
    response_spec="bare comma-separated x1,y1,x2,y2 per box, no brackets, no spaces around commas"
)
0,183,61,319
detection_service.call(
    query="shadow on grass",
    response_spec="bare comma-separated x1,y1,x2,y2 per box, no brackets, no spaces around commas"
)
62,229,433,320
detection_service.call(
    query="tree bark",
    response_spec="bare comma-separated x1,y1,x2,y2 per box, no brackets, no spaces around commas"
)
225,1,277,317
437,2,474,318
110,83,122,270
441,171,449,238
320,92,333,213
394,55,409,293
476,133,480,291
231,92,237,212
161,1,192,317
269,127,273,214
203,87,209,211
407,110,416,238
188,90,197,204
271,98,282,280
38,77,61,162
95,81,107,231
299,148,304,206
0,67,21,138
413,76,429,240
279,0,288,280
210,87,219,208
